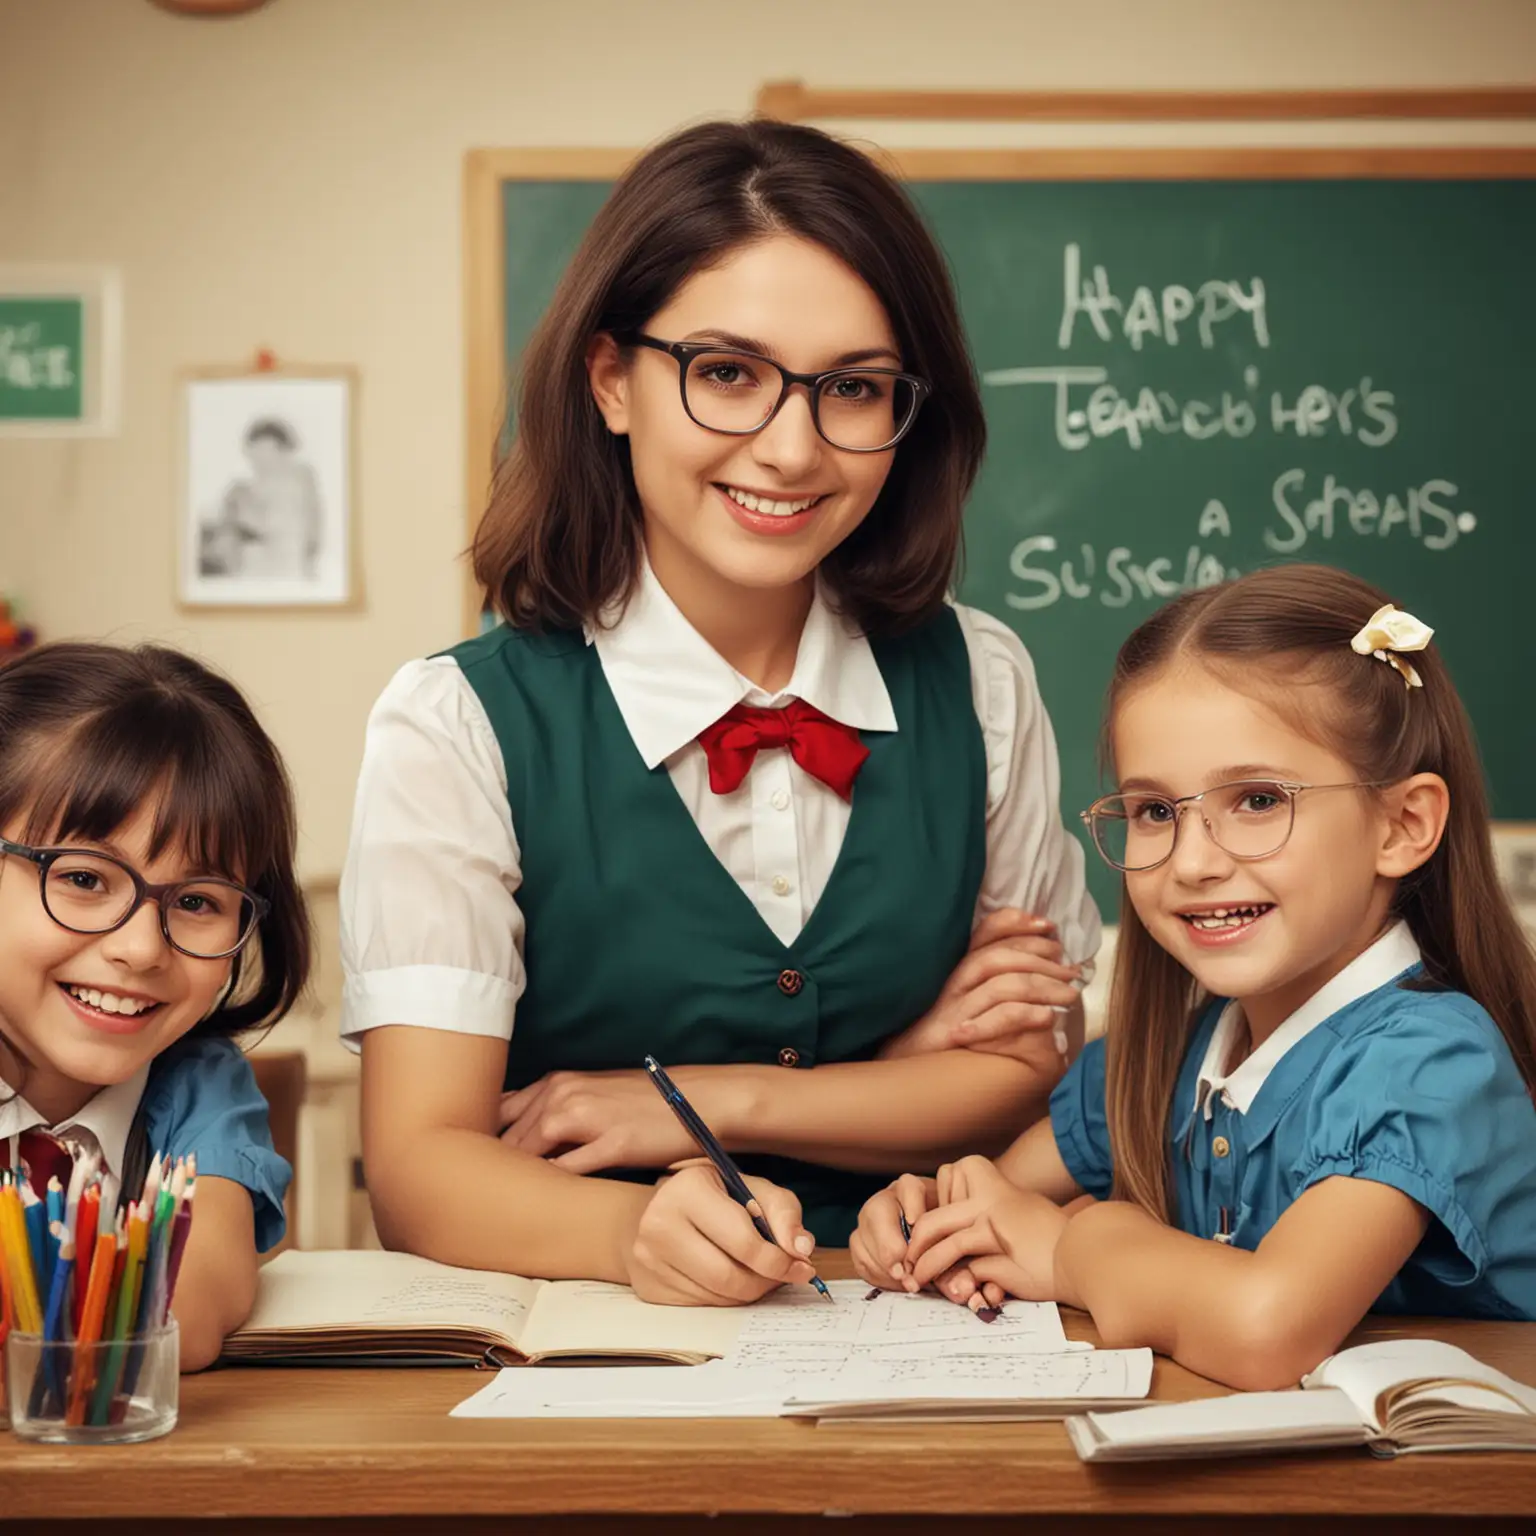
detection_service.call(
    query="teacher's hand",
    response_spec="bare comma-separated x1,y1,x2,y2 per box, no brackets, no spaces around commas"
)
498,1068,698,1173
878,908,1082,1066
624,1162,818,1306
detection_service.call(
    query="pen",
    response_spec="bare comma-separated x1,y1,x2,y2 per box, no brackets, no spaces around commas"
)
642,1055,832,1301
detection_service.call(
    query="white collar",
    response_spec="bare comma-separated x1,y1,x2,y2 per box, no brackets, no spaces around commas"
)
1194,922,1423,1119
0,1062,151,1183
588,554,898,770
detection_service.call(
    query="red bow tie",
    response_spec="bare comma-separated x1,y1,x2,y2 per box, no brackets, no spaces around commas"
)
696,699,870,801
17,1128,75,1197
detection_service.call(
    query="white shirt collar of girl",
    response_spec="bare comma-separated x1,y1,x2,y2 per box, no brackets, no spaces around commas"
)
1195,921,1423,1120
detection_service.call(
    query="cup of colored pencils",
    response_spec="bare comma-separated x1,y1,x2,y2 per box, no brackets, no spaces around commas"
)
1,1151,196,1443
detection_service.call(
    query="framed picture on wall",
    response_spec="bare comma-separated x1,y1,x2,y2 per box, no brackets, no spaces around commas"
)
178,367,357,608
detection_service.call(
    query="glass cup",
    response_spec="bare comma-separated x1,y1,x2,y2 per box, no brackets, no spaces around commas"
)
5,1320,179,1443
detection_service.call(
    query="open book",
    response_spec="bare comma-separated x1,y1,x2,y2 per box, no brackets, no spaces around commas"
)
223,1249,754,1365
1067,1339,1536,1461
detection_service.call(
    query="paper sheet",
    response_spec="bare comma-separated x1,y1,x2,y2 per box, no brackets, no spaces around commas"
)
451,1361,794,1419
789,1346,1155,1413
449,1282,1126,1420
719,1279,1080,1377
450,1349,1153,1420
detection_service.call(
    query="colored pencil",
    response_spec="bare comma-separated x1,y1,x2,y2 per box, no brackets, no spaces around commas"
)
63,1154,88,1237
0,1182,42,1334
163,1183,195,1321
44,1176,64,1295
32,1227,75,1416
22,1189,47,1316
65,1229,119,1427
71,1183,101,1335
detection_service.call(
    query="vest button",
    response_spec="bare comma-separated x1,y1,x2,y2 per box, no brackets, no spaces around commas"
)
778,1047,801,1067
777,968,804,996
1212,1135,1231,1158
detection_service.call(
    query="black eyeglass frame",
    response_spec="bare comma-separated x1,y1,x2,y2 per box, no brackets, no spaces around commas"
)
621,332,931,454
0,835,269,960
1078,778,1397,874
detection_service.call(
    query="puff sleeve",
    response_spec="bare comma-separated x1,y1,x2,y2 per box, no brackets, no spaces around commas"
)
1291,994,1526,1288
142,1036,292,1254
1049,1035,1113,1199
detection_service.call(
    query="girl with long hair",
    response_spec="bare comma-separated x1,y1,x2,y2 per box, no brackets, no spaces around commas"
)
856,564,1536,1388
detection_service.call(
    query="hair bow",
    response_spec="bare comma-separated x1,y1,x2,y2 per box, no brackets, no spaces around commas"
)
1350,603,1434,689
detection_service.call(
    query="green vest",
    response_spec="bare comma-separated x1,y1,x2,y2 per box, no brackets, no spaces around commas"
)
446,606,986,1243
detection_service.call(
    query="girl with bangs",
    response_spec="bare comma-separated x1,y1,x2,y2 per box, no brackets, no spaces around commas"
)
855,564,1536,1389
345,119,1099,1305
0,643,310,1369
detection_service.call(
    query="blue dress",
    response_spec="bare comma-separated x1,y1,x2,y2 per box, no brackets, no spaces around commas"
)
140,1035,292,1253
1050,967,1536,1320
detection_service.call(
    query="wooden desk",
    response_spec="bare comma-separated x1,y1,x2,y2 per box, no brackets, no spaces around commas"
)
4,1255,1535,1534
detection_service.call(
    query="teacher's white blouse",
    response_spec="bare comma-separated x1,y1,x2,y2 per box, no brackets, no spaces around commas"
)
340,564,1100,1046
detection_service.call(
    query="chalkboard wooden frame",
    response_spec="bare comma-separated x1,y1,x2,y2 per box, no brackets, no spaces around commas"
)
462,139,1536,636
754,80,1536,123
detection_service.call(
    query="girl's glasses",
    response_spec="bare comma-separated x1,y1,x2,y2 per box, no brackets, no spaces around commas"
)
622,333,931,453
0,836,267,960
1079,779,1393,873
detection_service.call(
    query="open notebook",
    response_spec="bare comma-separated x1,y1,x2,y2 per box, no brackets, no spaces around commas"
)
1067,1339,1536,1461
223,1249,755,1365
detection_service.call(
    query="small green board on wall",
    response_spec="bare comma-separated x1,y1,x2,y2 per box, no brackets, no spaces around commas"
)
0,269,120,436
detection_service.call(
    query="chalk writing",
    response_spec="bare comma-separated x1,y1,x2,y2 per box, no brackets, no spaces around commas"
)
0,324,74,392
1057,244,1269,351
983,366,1397,454
1265,471,1475,554
1006,534,1235,613
977,239,1474,585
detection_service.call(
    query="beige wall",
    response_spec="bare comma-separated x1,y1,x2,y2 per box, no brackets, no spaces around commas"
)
3,0,1536,885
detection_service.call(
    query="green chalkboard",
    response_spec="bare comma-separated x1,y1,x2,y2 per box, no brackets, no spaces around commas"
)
501,173,1536,913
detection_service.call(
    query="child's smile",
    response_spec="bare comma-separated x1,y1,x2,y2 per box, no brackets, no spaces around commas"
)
1176,901,1276,945
57,979,166,1033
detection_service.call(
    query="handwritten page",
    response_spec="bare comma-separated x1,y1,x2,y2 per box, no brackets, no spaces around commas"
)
234,1249,539,1340
795,1346,1153,1401
721,1279,1078,1376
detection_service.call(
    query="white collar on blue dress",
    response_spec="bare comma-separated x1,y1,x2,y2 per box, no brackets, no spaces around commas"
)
0,1062,150,1193
586,553,898,770
1194,921,1422,1120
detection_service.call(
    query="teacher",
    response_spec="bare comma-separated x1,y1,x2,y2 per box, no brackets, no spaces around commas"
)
340,119,1099,1306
